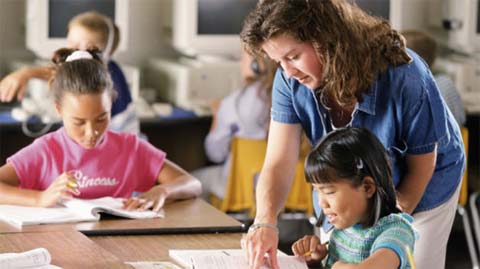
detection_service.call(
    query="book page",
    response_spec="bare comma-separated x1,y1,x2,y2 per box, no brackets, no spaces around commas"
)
0,205,96,226
0,248,51,268
64,197,164,219
192,255,307,269
125,261,182,269
169,249,288,269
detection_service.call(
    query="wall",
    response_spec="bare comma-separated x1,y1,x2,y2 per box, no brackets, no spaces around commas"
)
0,0,177,77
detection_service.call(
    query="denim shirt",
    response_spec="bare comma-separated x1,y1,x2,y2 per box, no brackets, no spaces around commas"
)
271,50,465,214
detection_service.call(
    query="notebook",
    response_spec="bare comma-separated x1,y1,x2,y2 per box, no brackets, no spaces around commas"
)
168,249,307,269
0,197,164,227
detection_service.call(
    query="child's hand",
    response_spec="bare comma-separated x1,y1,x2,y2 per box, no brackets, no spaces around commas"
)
122,186,168,212
291,235,327,266
37,172,80,207
0,68,29,102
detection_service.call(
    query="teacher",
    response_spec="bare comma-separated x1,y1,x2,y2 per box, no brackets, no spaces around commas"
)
240,1,465,269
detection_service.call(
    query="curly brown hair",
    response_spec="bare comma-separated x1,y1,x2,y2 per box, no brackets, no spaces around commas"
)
240,0,412,107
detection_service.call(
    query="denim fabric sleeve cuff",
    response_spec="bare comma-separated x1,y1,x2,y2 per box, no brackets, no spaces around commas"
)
271,109,301,123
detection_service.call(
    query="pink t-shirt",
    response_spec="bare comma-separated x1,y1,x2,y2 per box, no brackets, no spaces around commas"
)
8,128,166,199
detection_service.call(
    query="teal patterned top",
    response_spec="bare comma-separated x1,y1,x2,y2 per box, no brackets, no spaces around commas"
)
325,213,416,269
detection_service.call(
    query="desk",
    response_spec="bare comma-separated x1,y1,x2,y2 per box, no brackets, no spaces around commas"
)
0,109,212,171
0,230,129,268
0,199,245,268
0,199,245,235
91,233,242,263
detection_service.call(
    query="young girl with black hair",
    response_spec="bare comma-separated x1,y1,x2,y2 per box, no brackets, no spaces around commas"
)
292,127,415,269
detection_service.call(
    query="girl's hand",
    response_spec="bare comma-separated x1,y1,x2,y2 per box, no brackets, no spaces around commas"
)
291,235,327,266
122,186,168,212
37,171,80,207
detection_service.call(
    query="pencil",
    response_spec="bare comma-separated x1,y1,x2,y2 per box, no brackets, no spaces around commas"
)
304,250,312,257
67,181,78,189
405,245,416,269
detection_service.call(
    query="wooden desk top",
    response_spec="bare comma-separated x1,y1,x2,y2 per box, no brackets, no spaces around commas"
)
0,198,245,235
0,230,129,268
91,233,243,263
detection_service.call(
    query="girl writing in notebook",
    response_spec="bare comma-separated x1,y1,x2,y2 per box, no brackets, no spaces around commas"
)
291,127,416,269
0,48,202,212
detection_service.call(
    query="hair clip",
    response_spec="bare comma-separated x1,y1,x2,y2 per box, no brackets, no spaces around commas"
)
356,158,364,170
66,50,93,62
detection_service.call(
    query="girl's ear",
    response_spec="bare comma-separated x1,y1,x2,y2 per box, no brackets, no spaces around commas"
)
362,176,376,198
54,101,62,116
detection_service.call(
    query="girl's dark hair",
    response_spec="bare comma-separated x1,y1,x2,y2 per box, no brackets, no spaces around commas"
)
305,127,400,227
240,0,412,108
49,47,116,103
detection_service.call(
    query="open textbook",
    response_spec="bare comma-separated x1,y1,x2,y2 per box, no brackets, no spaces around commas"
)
169,249,307,269
0,248,61,269
0,197,164,227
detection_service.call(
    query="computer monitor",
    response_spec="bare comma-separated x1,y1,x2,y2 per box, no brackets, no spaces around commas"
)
172,0,257,59
434,0,480,53
26,0,129,59
352,0,390,20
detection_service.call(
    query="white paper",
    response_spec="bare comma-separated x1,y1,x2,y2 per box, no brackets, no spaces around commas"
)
64,197,165,219
0,197,164,227
125,261,181,269
0,248,51,268
192,255,307,269
168,249,291,269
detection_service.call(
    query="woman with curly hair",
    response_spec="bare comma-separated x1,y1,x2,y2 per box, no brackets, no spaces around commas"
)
240,1,464,269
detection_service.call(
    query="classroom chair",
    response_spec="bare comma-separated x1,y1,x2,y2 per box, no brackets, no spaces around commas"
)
456,127,479,269
210,137,313,217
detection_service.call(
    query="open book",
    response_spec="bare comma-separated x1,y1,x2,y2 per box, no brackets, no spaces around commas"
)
0,248,61,269
169,249,307,269
0,197,164,227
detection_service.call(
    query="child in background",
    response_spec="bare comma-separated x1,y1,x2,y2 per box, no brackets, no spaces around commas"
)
0,48,201,211
292,127,416,269
402,30,466,126
192,49,277,200
0,11,139,134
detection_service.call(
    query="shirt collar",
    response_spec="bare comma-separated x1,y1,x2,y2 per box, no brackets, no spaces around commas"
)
357,79,377,115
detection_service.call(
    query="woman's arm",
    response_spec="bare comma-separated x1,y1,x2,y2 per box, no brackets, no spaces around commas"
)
332,248,400,269
127,159,202,212
246,121,303,269
396,146,437,214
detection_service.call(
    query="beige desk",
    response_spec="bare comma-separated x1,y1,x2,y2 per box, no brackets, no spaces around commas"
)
0,199,245,235
91,233,243,263
0,230,130,268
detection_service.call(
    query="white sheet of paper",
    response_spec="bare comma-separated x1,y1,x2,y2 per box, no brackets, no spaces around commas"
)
125,261,181,269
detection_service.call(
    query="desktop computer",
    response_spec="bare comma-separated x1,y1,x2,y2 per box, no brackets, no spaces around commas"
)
145,57,242,115
435,56,480,113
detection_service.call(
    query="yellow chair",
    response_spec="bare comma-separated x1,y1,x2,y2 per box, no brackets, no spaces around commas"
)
210,137,313,216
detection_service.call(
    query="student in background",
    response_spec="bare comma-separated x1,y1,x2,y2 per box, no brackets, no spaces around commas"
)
402,30,466,126
240,1,464,269
0,48,201,211
192,49,276,201
0,11,139,134
291,127,416,269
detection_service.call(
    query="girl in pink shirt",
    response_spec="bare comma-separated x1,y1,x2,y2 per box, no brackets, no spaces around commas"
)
0,48,202,212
